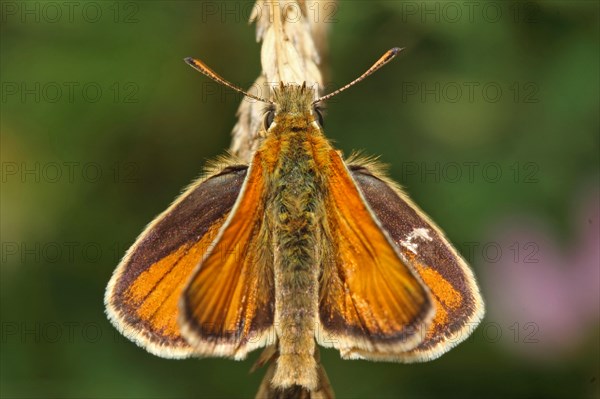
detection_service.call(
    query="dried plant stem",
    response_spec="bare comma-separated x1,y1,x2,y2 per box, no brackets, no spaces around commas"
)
226,1,334,397
230,0,328,162
253,347,334,399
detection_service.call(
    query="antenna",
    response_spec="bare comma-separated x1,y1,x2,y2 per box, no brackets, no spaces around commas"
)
313,47,403,104
184,57,274,105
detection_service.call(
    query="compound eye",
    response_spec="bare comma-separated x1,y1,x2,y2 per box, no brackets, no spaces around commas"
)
314,107,324,127
264,110,275,130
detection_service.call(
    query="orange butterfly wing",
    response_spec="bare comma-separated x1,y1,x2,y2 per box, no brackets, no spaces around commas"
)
179,152,275,359
317,151,434,355
105,166,247,358
346,165,485,361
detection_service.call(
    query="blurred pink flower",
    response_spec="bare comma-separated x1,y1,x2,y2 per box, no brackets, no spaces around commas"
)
481,186,599,360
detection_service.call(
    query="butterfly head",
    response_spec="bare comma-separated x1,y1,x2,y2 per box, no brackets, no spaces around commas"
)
263,82,324,133
185,47,402,136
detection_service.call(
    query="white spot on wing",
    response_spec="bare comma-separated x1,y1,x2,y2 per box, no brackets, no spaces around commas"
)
400,228,432,255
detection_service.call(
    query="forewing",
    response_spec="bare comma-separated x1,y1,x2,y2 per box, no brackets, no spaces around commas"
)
348,165,484,362
318,151,434,355
179,152,275,360
105,165,247,358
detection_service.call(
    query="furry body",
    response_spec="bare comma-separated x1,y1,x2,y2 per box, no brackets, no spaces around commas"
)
261,86,329,388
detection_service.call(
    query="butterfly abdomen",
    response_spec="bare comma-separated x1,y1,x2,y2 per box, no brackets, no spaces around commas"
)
268,131,326,390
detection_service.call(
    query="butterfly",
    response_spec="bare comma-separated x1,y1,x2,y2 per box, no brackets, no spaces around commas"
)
105,48,484,390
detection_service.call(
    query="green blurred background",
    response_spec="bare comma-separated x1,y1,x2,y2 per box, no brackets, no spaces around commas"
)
1,1,598,398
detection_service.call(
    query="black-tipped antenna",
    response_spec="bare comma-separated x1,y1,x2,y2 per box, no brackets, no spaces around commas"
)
313,47,403,104
184,57,274,105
